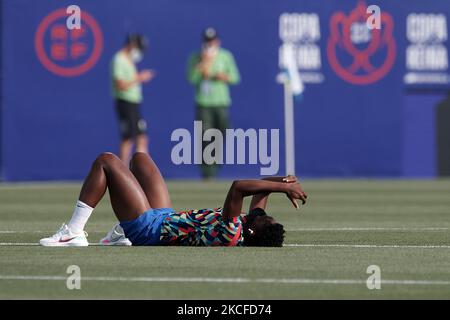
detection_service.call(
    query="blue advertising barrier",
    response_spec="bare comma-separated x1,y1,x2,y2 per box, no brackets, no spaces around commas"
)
0,0,449,181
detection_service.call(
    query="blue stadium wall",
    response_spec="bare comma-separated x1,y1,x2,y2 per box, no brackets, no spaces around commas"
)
0,0,449,181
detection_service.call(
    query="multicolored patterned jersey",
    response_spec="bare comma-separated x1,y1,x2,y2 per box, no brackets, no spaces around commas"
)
159,208,244,246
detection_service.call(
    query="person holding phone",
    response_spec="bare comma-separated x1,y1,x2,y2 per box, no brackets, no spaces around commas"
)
111,34,155,164
187,28,241,179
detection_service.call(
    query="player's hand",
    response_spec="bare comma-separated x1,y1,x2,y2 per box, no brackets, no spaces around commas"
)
285,182,307,209
282,175,297,183
138,69,155,83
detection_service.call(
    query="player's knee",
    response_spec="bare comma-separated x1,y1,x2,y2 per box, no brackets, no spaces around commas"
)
95,152,118,165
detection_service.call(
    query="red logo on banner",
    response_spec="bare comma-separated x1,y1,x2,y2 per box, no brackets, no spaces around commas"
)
327,1,396,85
35,8,103,77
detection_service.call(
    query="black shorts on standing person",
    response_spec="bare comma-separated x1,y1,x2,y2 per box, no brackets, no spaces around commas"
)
116,99,147,140
111,34,154,163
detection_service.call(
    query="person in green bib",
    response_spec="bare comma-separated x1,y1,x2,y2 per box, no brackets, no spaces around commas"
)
111,34,155,164
187,28,241,179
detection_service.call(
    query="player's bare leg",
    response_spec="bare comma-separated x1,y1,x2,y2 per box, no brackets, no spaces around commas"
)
129,152,172,209
40,152,151,246
78,152,150,221
100,151,172,246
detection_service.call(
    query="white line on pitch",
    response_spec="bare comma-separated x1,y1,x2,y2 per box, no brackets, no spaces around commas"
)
0,231,49,234
285,244,450,249
0,243,102,246
0,275,449,286
286,227,449,231
1,227,449,234
0,243,39,246
1,242,450,249
0,230,106,234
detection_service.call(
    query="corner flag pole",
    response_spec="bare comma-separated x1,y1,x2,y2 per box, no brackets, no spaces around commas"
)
278,42,302,177
284,81,296,176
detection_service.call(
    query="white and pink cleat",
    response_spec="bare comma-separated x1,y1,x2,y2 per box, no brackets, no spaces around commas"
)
99,223,132,246
39,223,89,247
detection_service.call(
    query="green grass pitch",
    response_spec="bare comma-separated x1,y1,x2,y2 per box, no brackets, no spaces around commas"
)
0,179,449,299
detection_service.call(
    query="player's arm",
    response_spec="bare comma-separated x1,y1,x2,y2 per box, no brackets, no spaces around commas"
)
222,179,306,220
249,176,300,211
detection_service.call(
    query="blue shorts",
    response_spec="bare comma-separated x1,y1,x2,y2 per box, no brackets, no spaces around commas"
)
120,208,174,246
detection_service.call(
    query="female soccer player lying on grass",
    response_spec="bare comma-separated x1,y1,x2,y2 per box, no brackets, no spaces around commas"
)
40,152,307,247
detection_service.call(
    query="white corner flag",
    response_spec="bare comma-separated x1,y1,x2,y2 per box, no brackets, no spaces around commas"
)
277,43,304,176
281,43,304,96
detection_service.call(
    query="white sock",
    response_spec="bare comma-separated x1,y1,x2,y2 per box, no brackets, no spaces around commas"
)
68,200,94,234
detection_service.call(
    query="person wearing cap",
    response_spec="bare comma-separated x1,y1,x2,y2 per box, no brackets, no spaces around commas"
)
187,28,241,179
111,34,155,164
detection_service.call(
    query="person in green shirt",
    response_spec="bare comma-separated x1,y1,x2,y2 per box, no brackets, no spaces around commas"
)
111,34,155,164
187,28,241,179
